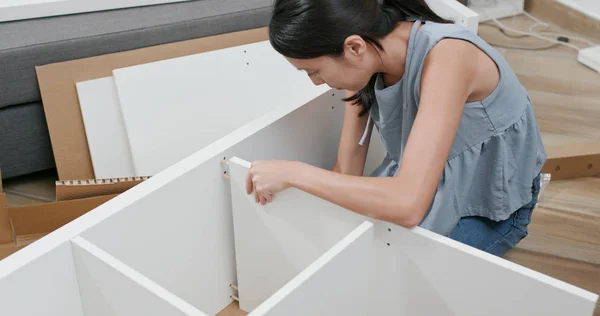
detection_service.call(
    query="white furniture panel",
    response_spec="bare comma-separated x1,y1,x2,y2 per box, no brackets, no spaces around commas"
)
557,0,600,21
0,241,84,316
0,0,192,22
112,40,331,176
76,76,136,178
426,0,479,33
227,161,598,315
78,91,346,314
228,157,366,312
367,222,599,315
250,221,374,316
72,237,207,316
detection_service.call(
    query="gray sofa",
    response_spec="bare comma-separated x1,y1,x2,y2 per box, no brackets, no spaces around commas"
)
0,0,273,179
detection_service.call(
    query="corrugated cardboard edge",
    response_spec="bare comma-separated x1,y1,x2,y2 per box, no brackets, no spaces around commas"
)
542,141,600,180
8,194,116,237
36,27,269,181
56,177,149,201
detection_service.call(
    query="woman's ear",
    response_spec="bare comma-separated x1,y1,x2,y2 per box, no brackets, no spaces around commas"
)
343,35,367,57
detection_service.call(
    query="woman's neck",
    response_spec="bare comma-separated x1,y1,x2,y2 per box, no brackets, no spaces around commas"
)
376,21,418,87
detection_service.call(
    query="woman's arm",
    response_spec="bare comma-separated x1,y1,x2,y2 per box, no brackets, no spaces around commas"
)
282,39,478,227
331,90,373,176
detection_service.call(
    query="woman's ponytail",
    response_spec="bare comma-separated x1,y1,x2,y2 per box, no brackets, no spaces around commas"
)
269,0,452,116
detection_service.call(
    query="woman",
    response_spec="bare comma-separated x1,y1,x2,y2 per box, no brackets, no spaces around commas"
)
246,0,547,257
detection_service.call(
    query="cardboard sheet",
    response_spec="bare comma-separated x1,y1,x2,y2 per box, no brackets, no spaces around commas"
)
36,27,269,181
56,178,147,201
0,193,12,244
0,169,13,244
9,194,116,236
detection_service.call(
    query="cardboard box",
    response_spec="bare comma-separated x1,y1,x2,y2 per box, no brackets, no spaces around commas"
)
0,167,118,260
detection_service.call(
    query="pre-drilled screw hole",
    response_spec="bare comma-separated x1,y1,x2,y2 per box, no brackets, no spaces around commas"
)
387,243,390,246
588,163,593,170
388,228,391,232
555,165,560,172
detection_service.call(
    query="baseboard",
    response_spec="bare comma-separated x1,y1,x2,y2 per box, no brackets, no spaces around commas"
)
525,0,600,43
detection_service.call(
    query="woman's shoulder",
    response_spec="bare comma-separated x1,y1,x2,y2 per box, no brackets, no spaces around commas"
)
409,20,515,101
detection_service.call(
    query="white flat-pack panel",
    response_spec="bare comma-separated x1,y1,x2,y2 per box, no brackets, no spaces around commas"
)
71,237,207,316
368,221,599,315
426,0,479,33
76,76,136,178
228,157,366,312
79,91,347,314
250,221,374,316
557,0,600,21
0,241,84,316
0,0,192,22
112,40,332,176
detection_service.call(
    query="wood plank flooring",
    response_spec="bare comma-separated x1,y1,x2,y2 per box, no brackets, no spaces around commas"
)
0,13,598,315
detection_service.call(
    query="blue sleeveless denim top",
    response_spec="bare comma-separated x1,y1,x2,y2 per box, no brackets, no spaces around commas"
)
362,19,547,236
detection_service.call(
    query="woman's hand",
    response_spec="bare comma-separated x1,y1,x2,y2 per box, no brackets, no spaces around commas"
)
246,160,298,205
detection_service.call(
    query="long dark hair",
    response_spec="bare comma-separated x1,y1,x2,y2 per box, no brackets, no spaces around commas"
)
269,0,452,116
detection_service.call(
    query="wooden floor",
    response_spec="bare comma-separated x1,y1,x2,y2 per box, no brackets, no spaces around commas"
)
1,14,599,315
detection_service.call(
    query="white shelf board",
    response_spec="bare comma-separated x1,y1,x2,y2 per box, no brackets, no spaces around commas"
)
76,76,136,179
112,40,330,176
228,157,367,312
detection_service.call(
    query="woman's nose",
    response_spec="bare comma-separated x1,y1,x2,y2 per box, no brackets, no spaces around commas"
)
310,76,325,86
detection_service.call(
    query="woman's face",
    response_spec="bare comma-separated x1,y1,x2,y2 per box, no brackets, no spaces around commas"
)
284,35,377,92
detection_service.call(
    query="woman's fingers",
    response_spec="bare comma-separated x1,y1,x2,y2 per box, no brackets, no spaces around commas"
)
246,171,253,195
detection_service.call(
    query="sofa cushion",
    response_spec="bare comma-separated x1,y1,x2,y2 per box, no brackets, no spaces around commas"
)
0,102,55,179
0,0,274,108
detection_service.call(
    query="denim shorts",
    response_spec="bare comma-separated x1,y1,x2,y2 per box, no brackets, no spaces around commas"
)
447,173,541,257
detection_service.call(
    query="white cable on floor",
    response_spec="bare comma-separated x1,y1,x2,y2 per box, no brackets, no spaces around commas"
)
523,11,596,46
490,17,583,51
470,1,591,51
